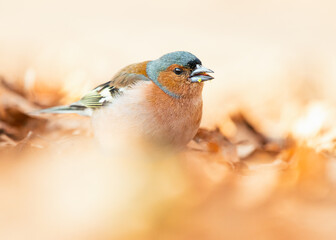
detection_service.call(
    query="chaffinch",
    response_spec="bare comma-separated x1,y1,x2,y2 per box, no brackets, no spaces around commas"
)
39,51,214,146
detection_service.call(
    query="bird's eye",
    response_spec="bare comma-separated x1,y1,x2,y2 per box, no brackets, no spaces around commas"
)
173,68,183,75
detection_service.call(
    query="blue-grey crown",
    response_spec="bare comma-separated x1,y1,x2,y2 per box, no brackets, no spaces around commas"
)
146,51,202,82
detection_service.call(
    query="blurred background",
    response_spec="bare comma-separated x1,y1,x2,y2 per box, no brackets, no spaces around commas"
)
1,0,336,239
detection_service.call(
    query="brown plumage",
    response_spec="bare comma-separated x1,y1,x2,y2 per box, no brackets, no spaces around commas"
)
109,61,149,88
145,82,203,145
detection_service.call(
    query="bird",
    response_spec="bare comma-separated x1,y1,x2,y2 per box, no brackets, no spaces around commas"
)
37,51,214,147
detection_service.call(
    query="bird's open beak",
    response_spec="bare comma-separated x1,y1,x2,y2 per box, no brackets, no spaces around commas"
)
189,64,214,83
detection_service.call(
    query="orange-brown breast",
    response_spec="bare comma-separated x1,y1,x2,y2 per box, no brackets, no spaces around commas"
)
145,82,203,146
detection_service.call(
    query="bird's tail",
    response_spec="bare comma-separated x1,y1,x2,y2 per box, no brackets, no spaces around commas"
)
31,104,92,116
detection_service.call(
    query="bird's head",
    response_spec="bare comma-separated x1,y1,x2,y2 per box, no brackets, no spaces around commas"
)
146,51,214,98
